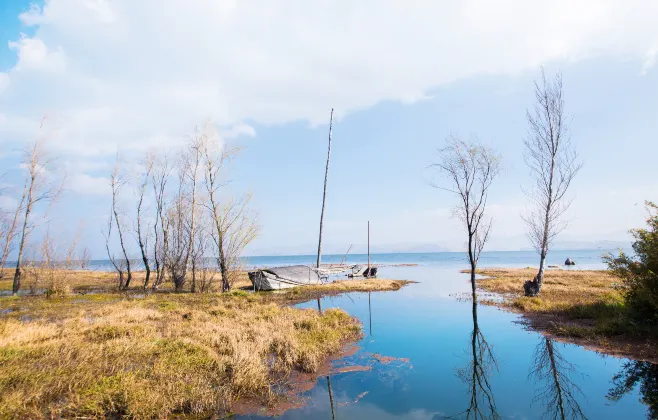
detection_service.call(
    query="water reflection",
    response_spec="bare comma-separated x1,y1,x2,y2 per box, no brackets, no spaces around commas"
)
327,375,336,420
608,361,658,419
455,296,501,419
530,338,587,419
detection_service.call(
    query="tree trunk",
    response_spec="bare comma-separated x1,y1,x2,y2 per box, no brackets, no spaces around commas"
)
12,186,34,295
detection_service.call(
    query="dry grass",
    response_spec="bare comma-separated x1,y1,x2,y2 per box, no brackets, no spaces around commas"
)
474,268,658,362
475,268,620,312
0,293,361,418
0,269,412,417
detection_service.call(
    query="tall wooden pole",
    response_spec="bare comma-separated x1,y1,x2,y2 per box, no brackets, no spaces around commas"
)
316,108,334,269
367,221,370,273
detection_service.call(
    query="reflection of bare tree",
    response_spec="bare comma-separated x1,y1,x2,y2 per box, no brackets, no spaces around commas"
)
455,298,500,419
530,338,587,419
607,360,658,420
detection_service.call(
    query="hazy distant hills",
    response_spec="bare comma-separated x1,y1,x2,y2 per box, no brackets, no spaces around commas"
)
248,240,630,257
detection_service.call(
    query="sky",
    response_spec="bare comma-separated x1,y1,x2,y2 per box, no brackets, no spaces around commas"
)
0,0,657,258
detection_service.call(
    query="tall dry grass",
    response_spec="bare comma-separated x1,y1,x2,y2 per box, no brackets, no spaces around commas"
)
0,293,361,418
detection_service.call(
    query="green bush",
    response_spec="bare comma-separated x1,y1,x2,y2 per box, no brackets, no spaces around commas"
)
604,201,658,324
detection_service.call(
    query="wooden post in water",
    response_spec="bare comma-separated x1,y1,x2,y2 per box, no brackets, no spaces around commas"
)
315,108,333,314
367,221,370,274
316,108,334,269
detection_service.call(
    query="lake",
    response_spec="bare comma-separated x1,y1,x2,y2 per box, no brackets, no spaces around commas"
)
236,250,656,419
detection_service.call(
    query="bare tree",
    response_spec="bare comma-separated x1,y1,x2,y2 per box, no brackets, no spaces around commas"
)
202,130,258,292
433,136,501,297
151,155,172,289
183,132,203,292
530,338,587,419
136,154,154,289
12,138,65,295
0,191,25,278
107,155,132,290
165,166,192,291
522,70,582,296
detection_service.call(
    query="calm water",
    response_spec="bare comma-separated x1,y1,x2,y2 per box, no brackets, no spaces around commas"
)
233,250,655,419
83,249,618,272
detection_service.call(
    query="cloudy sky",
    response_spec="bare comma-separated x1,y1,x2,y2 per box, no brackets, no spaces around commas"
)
0,0,657,257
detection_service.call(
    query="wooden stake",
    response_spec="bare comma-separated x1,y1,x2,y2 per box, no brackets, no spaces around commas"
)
316,108,334,269
367,220,370,274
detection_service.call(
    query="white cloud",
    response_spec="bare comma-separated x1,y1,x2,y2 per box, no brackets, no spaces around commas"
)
641,43,658,75
65,172,111,196
0,0,656,156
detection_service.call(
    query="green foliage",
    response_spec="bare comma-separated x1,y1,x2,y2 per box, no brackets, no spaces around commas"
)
605,201,658,324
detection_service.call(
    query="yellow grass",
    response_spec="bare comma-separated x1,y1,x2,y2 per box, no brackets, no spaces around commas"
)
0,269,412,417
0,293,361,418
475,268,621,313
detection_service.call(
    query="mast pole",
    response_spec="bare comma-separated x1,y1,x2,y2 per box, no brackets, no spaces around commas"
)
368,220,370,277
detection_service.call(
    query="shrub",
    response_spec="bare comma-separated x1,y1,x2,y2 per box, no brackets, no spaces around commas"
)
604,202,658,324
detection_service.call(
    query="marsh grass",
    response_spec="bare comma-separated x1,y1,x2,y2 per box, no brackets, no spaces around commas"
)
0,270,412,417
474,268,658,360
0,292,363,418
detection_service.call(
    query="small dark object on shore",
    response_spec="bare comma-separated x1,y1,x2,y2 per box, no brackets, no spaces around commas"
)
523,275,540,297
565,258,576,266
364,267,378,278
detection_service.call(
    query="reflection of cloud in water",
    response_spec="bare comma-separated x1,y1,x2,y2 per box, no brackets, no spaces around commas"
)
305,384,445,420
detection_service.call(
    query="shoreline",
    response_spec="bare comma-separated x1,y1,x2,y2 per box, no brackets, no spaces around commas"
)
472,267,658,363
0,269,413,418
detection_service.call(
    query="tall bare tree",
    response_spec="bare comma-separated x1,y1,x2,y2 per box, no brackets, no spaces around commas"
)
433,136,501,297
136,154,154,289
523,70,582,296
151,155,172,289
165,167,192,291
183,132,203,292
12,138,65,294
0,190,26,278
107,155,132,290
202,129,258,292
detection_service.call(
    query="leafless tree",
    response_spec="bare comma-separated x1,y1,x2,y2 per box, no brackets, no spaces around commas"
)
202,129,258,292
151,155,172,289
433,136,501,297
182,132,203,292
136,154,154,289
522,70,582,296
0,191,25,278
106,155,132,289
80,246,92,269
164,166,192,291
530,338,587,419
12,137,65,295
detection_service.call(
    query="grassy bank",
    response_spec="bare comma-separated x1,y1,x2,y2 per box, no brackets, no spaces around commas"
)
475,268,658,362
0,271,411,418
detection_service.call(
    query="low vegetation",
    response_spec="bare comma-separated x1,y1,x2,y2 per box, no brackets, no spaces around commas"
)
0,270,411,417
475,268,658,361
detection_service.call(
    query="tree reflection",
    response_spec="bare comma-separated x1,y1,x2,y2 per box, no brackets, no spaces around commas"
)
529,338,587,419
455,297,501,419
607,360,658,419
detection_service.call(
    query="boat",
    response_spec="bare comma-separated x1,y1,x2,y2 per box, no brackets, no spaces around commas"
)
248,265,324,291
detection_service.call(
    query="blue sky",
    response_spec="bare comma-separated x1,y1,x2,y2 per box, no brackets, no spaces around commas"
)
0,1,657,258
